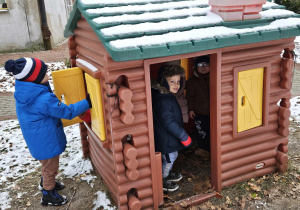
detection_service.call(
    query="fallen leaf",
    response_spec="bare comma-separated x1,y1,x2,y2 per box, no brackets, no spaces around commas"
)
180,201,188,208
215,192,223,198
178,193,183,197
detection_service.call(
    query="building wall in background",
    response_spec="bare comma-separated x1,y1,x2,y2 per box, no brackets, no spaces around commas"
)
0,0,71,53
0,0,43,52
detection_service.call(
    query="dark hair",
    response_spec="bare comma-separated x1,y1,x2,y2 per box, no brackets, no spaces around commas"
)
2,3,7,8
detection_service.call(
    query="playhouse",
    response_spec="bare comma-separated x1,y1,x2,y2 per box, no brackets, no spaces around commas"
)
52,0,300,209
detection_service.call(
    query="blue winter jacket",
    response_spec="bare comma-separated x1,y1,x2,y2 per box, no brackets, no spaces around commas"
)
152,87,188,154
14,80,90,160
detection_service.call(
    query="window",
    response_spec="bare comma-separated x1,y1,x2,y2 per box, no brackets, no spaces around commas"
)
1,0,8,10
233,62,271,138
64,0,74,18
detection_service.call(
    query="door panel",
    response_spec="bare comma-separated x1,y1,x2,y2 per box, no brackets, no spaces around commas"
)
85,73,106,141
237,67,264,132
52,67,86,127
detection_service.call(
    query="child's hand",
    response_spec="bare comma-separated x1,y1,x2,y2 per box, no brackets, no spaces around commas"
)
189,111,195,119
78,110,91,123
181,135,192,147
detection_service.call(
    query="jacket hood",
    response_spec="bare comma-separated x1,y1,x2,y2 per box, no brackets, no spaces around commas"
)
151,79,170,95
14,80,49,105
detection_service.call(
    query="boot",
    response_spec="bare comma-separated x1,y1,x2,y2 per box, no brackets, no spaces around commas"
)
38,176,64,191
41,188,68,206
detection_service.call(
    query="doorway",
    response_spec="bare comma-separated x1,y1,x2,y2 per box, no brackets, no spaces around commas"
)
146,53,218,206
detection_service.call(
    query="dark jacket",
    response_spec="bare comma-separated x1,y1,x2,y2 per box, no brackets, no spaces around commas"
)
14,80,90,160
152,80,188,154
186,72,210,116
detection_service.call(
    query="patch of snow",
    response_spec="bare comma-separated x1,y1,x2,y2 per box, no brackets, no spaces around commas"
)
290,96,300,122
0,192,11,210
101,11,222,37
93,7,210,25
76,59,98,72
81,0,168,5
295,36,300,63
262,2,279,9
93,191,114,210
0,62,67,93
261,9,295,18
87,0,208,15
109,18,300,49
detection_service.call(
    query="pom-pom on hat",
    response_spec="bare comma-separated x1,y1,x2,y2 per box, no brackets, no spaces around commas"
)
5,57,47,84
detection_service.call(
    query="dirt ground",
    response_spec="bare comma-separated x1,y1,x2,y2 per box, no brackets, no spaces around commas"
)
8,169,108,210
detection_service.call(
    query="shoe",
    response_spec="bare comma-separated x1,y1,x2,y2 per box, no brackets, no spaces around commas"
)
163,178,179,192
41,188,68,206
38,177,65,191
166,172,182,182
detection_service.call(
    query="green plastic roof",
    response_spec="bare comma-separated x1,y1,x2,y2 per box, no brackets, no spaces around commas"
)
64,0,300,62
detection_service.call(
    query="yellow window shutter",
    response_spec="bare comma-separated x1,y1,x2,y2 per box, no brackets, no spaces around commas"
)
52,67,86,127
85,73,106,141
237,68,264,132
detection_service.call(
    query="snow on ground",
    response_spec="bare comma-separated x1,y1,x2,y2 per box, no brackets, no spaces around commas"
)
295,36,300,63
0,62,114,209
0,36,300,208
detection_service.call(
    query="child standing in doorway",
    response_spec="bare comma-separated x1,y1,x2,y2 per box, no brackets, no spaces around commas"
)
4,58,92,206
186,56,211,156
151,64,192,192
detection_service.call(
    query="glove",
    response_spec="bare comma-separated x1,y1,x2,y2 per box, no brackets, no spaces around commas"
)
181,135,192,147
86,94,92,108
78,110,91,123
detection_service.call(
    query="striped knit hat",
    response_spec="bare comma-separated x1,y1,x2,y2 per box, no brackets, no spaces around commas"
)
4,58,47,84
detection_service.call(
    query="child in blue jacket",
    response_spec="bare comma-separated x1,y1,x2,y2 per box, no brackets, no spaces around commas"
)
151,64,191,192
4,58,92,206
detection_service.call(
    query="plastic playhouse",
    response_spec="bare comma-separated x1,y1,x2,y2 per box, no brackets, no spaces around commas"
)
51,0,300,209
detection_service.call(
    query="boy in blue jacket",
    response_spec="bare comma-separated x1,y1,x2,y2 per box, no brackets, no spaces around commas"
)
4,58,92,206
151,64,191,192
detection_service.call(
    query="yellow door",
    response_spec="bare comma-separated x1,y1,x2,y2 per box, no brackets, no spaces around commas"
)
238,68,264,132
52,67,86,127
181,58,189,79
85,73,106,141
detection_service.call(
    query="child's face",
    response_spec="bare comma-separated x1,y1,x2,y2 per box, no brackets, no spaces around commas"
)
197,62,210,74
41,73,49,83
166,75,181,94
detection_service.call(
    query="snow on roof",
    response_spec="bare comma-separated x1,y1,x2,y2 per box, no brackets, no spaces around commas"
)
64,0,300,61
109,18,300,49
93,7,210,25
81,0,172,5
101,11,222,37
260,9,295,18
86,0,208,15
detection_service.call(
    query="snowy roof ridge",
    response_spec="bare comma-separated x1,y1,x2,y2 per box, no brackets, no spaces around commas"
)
109,17,300,49
93,7,210,25
81,0,172,6
100,11,222,37
86,0,208,15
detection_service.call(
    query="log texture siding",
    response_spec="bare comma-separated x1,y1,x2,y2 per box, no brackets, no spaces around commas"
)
68,14,295,209
73,17,158,209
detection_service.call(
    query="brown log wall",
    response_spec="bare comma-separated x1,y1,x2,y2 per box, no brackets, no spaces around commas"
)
219,38,294,187
74,17,156,209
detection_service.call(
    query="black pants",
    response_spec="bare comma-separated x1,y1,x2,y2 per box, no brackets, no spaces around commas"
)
194,114,210,151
